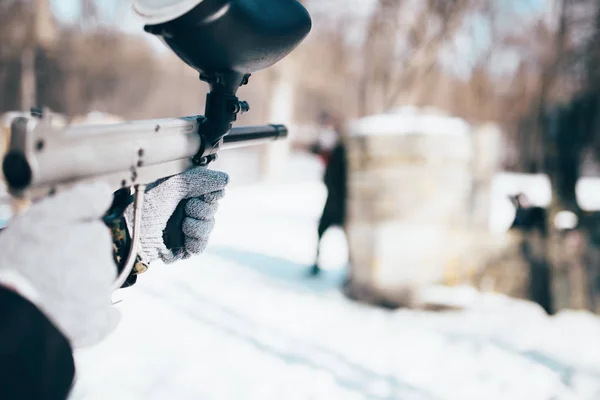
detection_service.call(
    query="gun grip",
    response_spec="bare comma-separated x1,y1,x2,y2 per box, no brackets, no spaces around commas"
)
103,188,133,226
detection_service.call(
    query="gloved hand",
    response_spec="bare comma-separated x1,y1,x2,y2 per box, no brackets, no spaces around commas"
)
125,167,229,264
0,183,120,348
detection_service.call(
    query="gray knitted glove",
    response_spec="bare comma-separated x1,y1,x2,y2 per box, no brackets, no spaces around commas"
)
125,167,229,264
0,183,120,348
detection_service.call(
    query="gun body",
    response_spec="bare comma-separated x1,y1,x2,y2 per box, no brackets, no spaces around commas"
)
0,0,310,289
3,115,287,200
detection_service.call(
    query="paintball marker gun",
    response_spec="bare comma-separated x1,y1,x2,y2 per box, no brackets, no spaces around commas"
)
1,0,312,289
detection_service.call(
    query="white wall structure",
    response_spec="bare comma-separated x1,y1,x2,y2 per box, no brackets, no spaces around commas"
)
346,108,504,295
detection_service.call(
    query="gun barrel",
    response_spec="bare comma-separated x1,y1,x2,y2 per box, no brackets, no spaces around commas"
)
2,116,287,199
223,124,287,149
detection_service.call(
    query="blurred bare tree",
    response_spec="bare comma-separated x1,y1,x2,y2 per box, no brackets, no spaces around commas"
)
0,0,175,119
359,0,474,116
293,0,545,123
538,0,600,312
293,0,477,119
37,28,159,117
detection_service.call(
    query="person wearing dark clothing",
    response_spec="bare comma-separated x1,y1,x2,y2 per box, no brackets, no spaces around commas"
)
508,193,553,314
509,193,547,235
0,285,75,400
318,142,348,239
309,117,348,276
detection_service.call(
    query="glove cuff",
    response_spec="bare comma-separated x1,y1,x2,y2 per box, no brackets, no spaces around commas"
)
0,269,40,306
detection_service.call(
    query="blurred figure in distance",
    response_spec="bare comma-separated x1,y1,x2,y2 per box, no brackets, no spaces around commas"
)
509,193,547,235
508,192,553,314
307,112,348,277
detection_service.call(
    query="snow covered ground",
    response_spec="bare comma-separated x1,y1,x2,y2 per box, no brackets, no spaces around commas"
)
68,153,600,400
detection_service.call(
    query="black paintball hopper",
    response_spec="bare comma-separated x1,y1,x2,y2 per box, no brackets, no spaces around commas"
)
133,0,312,76
133,0,311,146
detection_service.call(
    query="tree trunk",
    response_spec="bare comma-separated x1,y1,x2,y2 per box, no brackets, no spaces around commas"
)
20,46,36,110
260,63,295,182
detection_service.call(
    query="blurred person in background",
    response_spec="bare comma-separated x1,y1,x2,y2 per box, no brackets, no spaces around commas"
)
0,167,227,399
508,193,553,314
307,112,348,277
509,193,547,234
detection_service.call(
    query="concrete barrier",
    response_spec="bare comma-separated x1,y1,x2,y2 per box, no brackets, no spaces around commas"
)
344,110,504,307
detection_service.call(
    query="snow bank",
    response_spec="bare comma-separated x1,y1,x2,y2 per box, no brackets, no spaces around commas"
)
350,107,472,138
576,177,600,212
